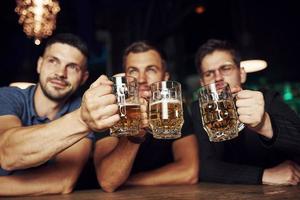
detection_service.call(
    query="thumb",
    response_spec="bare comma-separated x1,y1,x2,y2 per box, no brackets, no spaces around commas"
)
231,85,242,95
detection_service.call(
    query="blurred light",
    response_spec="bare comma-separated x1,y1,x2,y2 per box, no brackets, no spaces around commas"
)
240,59,267,73
15,0,60,45
195,6,205,14
283,84,293,101
9,82,35,89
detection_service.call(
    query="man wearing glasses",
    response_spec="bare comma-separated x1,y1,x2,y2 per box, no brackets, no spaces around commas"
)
192,39,300,185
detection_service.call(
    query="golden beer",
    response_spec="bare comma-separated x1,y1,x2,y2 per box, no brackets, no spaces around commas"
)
110,103,141,136
149,99,184,139
200,99,239,142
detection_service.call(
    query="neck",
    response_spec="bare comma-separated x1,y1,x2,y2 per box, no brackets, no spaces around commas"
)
34,84,66,120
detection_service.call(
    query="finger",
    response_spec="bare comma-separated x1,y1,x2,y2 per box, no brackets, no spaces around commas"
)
139,98,148,112
96,104,119,119
141,119,149,129
97,94,117,107
140,111,148,122
236,90,258,99
238,115,254,124
140,91,151,99
237,107,255,116
292,163,300,178
235,98,256,108
231,86,242,95
94,114,120,131
89,84,114,97
290,175,300,185
90,75,112,89
113,73,125,77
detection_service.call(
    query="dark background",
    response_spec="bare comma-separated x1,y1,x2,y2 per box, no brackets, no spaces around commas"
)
1,0,299,108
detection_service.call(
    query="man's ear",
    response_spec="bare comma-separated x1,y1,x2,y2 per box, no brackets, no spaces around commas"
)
37,57,43,74
240,67,247,84
80,71,89,86
163,72,170,81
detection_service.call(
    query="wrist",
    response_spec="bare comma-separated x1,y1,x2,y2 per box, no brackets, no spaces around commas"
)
250,112,273,139
73,108,91,132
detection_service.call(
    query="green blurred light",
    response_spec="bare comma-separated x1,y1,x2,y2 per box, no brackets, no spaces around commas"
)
283,84,293,101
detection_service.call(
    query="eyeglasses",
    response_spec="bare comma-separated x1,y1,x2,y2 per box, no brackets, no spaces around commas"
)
202,62,237,80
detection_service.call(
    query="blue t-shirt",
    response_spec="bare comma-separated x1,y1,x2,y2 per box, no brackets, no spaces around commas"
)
0,85,93,176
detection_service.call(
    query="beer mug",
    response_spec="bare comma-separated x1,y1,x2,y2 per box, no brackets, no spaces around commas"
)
149,81,184,139
110,75,141,137
198,81,244,142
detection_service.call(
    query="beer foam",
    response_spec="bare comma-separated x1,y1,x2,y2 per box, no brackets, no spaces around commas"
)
150,99,181,106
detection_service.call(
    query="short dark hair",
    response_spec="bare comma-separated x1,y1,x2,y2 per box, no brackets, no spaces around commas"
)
44,33,89,59
195,39,241,74
122,41,167,71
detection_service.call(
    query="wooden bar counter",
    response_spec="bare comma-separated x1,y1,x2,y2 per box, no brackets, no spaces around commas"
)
1,183,299,200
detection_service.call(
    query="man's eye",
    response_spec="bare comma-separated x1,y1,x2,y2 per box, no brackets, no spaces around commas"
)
222,65,232,71
48,59,57,64
128,69,138,74
147,68,157,73
204,71,213,77
68,65,80,71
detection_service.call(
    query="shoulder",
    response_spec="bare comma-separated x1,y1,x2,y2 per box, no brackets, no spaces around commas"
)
260,89,280,101
0,86,33,103
259,89,283,110
0,86,35,116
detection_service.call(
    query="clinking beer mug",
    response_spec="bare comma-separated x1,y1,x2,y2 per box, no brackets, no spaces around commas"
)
110,75,141,137
198,81,244,142
149,81,184,139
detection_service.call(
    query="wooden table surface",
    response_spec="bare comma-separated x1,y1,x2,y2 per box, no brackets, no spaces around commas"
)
1,183,300,200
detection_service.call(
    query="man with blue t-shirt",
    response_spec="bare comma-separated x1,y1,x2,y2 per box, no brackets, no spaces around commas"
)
0,33,120,196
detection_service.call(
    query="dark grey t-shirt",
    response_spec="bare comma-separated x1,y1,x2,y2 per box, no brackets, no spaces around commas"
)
95,103,195,174
0,85,93,176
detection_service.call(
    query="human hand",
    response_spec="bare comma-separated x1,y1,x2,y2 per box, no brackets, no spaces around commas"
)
79,75,120,132
140,97,149,129
235,89,265,128
262,160,300,185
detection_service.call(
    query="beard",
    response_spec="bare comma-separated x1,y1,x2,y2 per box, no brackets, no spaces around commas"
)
39,76,74,102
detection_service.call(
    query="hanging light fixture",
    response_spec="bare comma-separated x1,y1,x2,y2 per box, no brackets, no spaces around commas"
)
240,59,267,73
15,0,60,45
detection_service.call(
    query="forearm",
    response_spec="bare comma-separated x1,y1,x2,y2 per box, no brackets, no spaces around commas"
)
0,109,89,171
0,138,91,197
95,137,140,192
126,161,198,186
267,113,300,153
249,112,273,138
0,166,75,196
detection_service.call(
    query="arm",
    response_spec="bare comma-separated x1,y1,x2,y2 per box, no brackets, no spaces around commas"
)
0,110,89,171
94,136,141,192
126,135,199,186
0,75,119,171
235,90,273,138
191,101,264,184
0,138,92,196
263,91,300,153
192,100,300,185
236,89,300,152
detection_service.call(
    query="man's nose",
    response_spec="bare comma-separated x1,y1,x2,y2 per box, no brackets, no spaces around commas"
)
55,65,67,78
214,69,223,82
138,73,147,83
